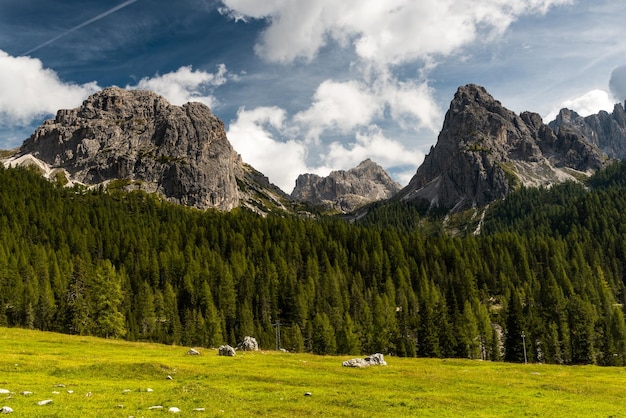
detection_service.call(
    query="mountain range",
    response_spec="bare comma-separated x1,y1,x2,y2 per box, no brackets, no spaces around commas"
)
4,84,626,216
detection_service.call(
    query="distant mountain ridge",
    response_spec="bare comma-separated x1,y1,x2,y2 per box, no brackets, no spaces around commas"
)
396,84,608,212
5,84,625,216
291,159,402,213
549,103,626,159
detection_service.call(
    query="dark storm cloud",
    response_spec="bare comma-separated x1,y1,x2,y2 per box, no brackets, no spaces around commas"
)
609,65,626,102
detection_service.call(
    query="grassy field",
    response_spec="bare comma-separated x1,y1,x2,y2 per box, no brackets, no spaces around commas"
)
0,328,625,417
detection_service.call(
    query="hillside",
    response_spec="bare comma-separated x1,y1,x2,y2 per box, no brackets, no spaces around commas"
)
1,161,626,365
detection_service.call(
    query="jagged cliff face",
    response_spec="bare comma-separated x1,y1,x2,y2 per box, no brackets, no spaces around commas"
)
398,84,606,212
18,87,243,211
291,159,401,213
549,104,626,159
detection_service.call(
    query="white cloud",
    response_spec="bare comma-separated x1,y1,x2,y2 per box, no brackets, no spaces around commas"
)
226,106,308,193
221,0,572,66
293,70,442,142
294,79,383,136
127,64,228,108
323,125,423,175
0,50,100,126
544,89,615,122
377,73,441,132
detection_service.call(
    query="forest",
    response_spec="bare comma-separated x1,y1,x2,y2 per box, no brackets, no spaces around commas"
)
1,161,626,365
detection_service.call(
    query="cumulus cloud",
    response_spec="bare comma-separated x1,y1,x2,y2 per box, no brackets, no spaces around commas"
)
0,50,100,126
294,79,383,137
293,70,442,145
226,106,309,193
127,64,228,108
322,126,423,176
221,0,572,65
545,89,615,122
609,65,626,103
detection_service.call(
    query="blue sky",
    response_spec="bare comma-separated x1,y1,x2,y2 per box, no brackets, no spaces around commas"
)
1,0,625,193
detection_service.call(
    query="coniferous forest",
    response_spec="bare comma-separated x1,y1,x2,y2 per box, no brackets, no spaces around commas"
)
2,162,626,365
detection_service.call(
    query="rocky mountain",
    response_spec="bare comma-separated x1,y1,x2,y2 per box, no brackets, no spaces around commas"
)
396,84,607,212
291,159,402,213
7,87,292,214
549,103,626,159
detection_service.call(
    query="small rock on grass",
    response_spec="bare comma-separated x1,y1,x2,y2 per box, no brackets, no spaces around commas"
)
37,399,53,406
0,390,9,395
168,407,181,413
1,406,13,414
304,392,312,396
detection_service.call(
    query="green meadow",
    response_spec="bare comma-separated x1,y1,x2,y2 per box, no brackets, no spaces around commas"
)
0,327,625,417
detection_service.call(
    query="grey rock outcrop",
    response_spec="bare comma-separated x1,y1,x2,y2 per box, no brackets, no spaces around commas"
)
398,84,606,212
291,159,401,213
236,336,258,351
218,345,236,356
18,87,242,211
342,353,387,368
549,103,626,159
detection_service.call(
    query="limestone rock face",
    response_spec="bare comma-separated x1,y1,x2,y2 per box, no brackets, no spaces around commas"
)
398,84,606,212
291,159,401,213
549,103,626,159
19,87,242,210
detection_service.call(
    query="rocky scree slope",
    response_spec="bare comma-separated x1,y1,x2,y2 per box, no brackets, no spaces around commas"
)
10,87,292,213
397,84,607,212
291,159,402,213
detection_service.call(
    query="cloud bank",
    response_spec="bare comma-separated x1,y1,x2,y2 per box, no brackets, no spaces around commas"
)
609,65,626,103
221,0,572,66
0,50,100,126
127,64,229,108
0,47,232,127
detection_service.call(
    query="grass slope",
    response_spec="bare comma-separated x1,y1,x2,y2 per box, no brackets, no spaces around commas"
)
1,328,625,417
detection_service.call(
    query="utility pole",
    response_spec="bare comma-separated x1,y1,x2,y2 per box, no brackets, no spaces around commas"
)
272,320,281,351
521,331,527,364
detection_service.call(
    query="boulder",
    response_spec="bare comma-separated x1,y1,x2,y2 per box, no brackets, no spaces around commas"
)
218,345,236,357
0,406,13,414
187,348,200,356
364,353,387,366
236,336,258,351
342,353,387,368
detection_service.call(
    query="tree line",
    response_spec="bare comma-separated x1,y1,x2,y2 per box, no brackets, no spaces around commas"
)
1,162,626,365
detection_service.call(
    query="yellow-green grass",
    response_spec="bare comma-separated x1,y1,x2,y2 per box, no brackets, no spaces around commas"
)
1,327,625,417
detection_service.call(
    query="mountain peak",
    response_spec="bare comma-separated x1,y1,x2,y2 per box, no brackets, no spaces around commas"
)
17,88,243,210
397,84,606,212
291,159,401,213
